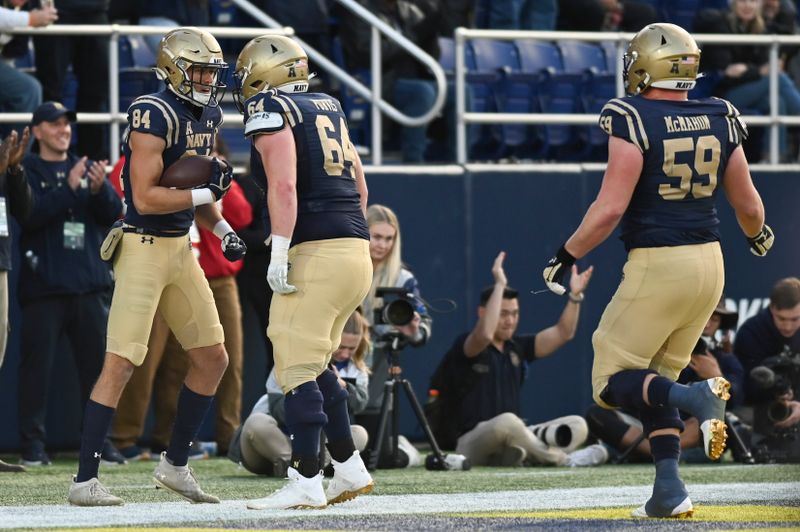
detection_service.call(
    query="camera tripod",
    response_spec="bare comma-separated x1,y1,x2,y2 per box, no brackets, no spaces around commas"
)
366,333,448,471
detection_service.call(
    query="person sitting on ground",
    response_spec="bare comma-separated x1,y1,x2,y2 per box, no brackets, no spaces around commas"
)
228,310,372,476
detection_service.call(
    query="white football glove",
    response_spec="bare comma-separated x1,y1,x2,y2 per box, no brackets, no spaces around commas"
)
267,235,297,295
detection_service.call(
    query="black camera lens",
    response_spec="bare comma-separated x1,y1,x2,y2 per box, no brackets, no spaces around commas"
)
767,401,790,423
382,298,415,327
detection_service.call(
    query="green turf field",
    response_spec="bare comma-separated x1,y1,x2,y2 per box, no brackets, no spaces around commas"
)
1,456,798,530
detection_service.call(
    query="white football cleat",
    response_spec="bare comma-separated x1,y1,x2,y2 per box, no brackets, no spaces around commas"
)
68,476,124,506
247,467,327,510
325,450,375,505
153,452,219,503
566,444,609,467
631,496,694,518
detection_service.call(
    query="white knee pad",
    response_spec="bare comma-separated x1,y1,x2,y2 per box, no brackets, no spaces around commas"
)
528,415,589,453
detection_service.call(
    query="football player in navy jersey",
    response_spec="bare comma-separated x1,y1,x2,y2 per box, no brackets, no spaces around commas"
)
68,27,246,506
542,23,774,518
233,35,373,510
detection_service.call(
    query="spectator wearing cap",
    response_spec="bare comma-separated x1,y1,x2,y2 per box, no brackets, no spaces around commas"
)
0,0,58,135
16,101,123,466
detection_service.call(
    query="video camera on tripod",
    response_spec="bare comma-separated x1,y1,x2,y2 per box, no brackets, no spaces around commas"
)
749,350,800,463
367,287,470,472
373,287,417,328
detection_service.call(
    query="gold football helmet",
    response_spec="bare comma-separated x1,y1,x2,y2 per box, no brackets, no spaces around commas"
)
623,23,701,95
155,27,228,107
233,35,309,111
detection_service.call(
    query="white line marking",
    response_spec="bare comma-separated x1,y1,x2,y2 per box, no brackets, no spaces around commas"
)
1,482,797,529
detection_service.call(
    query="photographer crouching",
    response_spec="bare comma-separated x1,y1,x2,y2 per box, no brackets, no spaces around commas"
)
355,205,432,468
734,277,800,461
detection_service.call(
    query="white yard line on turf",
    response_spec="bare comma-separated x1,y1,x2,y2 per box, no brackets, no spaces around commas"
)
0,482,797,529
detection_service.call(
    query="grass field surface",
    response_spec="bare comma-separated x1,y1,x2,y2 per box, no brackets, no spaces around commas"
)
0,457,798,530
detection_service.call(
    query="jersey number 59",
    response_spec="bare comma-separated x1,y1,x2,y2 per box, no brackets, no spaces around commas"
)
660,135,720,200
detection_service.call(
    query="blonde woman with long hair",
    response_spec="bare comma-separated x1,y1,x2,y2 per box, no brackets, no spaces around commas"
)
357,204,431,468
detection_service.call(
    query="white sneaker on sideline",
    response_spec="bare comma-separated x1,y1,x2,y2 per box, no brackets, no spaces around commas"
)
566,444,609,467
325,450,374,504
68,476,124,506
153,452,219,503
397,436,423,467
247,467,327,510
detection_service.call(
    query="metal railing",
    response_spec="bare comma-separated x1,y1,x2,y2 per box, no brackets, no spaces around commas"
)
1,24,293,163
455,28,800,165
232,0,447,164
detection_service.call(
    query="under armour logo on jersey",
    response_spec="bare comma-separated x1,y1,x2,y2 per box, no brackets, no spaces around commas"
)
93,452,101,459
141,236,154,245
207,120,214,128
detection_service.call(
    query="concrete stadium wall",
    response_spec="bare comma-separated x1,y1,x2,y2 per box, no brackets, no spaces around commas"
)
0,167,797,452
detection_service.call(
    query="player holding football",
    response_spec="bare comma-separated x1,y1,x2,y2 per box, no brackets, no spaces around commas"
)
68,27,246,506
542,23,773,518
233,35,373,510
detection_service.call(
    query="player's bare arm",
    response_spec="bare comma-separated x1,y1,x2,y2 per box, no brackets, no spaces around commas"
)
255,127,297,239
534,265,593,358
128,131,194,215
565,136,643,258
464,251,507,358
194,203,224,231
722,145,766,238
353,148,368,217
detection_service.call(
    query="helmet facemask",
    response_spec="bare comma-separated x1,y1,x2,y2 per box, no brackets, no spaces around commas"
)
155,28,228,108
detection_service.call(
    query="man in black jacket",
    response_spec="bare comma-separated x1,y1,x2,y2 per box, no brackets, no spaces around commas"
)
16,102,123,466
0,128,32,473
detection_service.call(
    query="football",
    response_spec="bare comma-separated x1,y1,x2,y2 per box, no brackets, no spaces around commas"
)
159,155,217,189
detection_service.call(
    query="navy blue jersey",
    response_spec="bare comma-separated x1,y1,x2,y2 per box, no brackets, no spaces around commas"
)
242,89,369,245
599,95,747,250
121,89,222,232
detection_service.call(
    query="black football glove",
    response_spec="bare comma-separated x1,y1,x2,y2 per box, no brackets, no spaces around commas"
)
747,224,774,257
221,232,247,261
206,157,233,201
542,245,576,295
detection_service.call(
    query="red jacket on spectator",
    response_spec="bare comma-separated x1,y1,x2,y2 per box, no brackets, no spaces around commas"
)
108,155,253,278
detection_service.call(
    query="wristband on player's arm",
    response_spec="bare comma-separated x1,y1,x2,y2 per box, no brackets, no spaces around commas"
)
212,219,234,240
191,188,215,207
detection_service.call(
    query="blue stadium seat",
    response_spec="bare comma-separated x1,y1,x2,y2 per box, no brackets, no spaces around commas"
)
438,36,455,78
119,35,156,69
466,39,521,159
119,70,161,112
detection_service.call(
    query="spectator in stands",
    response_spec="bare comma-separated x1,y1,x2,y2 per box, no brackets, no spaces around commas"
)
475,0,558,31
340,0,460,162
16,101,123,466
32,0,111,160
134,0,210,56
556,0,656,32
0,128,32,473
354,204,431,467
733,277,800,430
0,1,56,135
696,0,800,162
228,310,372,476
430,251,604,467
586,299,745,462
111,138,252,459
438,0,476,35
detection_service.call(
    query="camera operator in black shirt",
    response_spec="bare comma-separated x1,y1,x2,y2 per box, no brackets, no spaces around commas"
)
734,277,800,435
